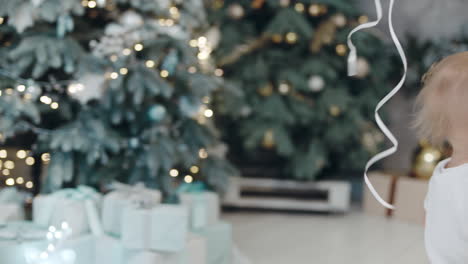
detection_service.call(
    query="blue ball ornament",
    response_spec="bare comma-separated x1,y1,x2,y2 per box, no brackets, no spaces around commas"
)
148,105,167,122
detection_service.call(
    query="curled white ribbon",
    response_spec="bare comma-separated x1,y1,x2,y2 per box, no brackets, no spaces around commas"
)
347,0,407,210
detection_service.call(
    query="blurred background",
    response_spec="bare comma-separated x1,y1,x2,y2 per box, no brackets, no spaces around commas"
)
0,0,466,263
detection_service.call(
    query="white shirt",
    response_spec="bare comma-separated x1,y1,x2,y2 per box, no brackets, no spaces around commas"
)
425,158,468,263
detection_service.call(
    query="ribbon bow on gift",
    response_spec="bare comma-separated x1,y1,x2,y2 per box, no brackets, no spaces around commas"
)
35,186,103,236
178,182,214,230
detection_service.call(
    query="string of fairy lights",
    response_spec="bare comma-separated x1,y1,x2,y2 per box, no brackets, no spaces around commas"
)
0,1,222,187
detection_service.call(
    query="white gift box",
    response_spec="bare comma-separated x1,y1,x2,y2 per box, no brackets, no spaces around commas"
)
0,188,28,224
0,203,25,225
180,192,220,230
121,204,189,253
150,204,189,252
33,186,103,237
102,183,161,236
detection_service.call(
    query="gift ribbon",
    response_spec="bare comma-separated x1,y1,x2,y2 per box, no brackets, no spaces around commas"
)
39,186,103,235
178,182,209,229
347,0,407,210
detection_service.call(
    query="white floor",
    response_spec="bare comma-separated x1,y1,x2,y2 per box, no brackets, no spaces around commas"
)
224,210,428,264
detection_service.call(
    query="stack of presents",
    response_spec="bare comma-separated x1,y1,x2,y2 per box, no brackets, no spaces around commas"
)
0,183,233,264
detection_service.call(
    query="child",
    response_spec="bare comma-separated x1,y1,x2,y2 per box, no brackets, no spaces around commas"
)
414,51,468,263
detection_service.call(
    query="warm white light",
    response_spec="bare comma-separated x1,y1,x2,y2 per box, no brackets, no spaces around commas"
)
4,160,14,169
189,39,198,47
110,72,119,79
119,68,128,75
50,102,59,109
5,178,14,186
424,153,435,162
197,36,207,47
110,55,118,62
0,149,7,158
169,169,179,177
134,43,144,51
2,169,9,176
204,109,214,118
197,51,210,60
202,96,211,104
165,19,174,26
16,177,24,184
42,153,51,162
40,96,52,105
160,70,169,78
49,226,56,233
48,244,55,252
87,0,97,8
17,85,26,92
26,157,35,166
16,150,27,159
214,68,224,77
184,175,193,183
5,88,13,95
198,148,208,159
145,60,155,68
122,48,132,56
68,83,84,94
190,166,199,174
26,181,34,189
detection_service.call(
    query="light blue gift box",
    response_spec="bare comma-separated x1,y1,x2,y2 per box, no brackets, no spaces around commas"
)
150,204,189,252
0,221,96,264
193,221,232,264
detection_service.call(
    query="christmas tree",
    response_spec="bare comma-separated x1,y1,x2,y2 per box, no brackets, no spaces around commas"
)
0,0,237,198
207,0,394,180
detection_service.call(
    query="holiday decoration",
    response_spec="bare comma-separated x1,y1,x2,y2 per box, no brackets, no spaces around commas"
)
227,4,245,19
347,0,407,209
308,75,325,92
355,57,370,78
0,0,238,195
209,0,394,181
411,141,445,179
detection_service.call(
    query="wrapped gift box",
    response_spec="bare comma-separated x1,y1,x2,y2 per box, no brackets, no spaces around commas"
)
392,176,428,225
96,233,206,264
149,204,189,252
193,221,232,264
180,191,220,230
0,188,28,224
102,183,161,237
362,172,398,217
33,186,103,237
0,222,95,264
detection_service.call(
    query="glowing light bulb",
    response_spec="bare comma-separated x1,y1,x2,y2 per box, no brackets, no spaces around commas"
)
26,157,35,166
169,169,179,177
184,175,193,183
16,150,27,159
190,166,199,174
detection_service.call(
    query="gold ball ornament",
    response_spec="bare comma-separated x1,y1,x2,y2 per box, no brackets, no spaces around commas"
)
358,15,369,24
332,13,347,27
356,57,370,78
258,83,274,96
252,0,266,9
335,44,347,56
262,130,275,149
278,81,291,94
294,3,305,12
285,32,298,44
228,4,245,19
271,34,283,43
329,105,341,116
411,140,444,179
279,0,290,7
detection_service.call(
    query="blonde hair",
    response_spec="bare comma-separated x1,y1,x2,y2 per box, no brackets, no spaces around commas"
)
413,51,468,146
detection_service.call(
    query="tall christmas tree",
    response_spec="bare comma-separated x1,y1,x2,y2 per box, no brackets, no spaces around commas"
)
207,0,394,180
0,0,237,198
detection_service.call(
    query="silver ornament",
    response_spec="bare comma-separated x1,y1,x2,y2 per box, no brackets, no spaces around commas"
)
308,75,325,92
228,4,245,19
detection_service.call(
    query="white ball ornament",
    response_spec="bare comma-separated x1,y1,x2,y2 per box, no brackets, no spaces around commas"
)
308,75,325,92
356,57,370,78
228,4,245,19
